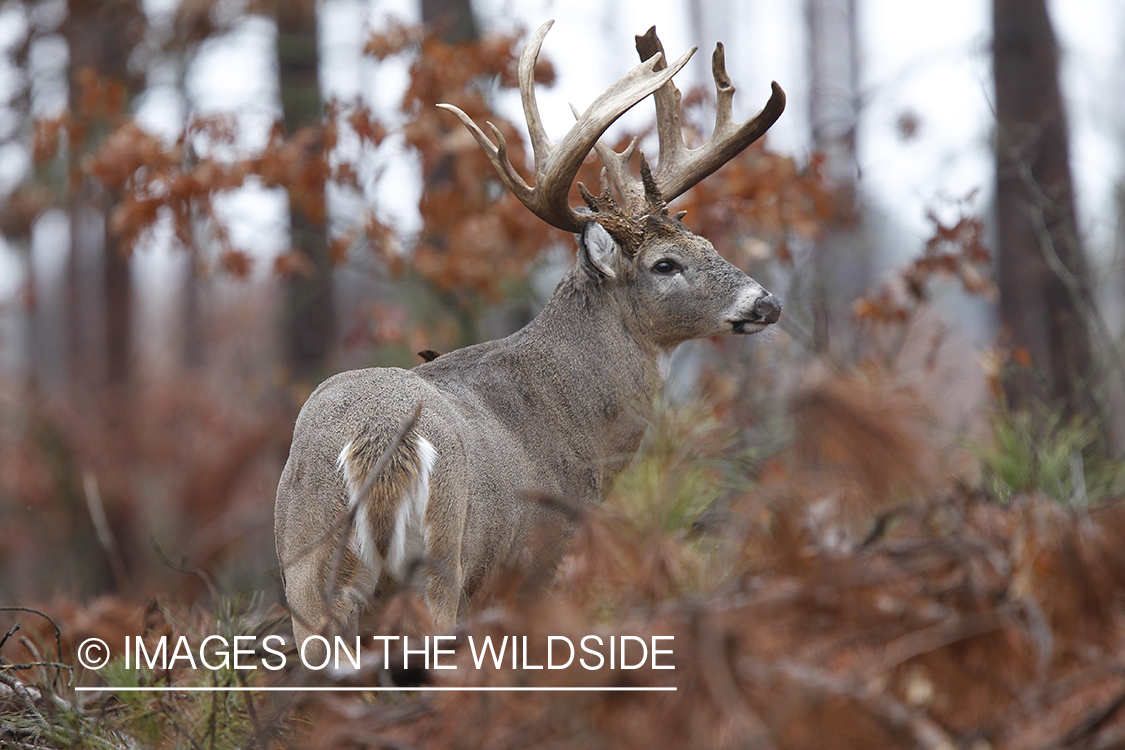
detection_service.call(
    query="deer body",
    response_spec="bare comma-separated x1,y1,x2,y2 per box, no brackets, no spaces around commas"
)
275,20,785,646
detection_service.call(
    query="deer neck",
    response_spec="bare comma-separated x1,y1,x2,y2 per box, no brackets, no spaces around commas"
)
516,268,666,474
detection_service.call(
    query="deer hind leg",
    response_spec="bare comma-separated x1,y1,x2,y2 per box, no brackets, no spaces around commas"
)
283,543,368,667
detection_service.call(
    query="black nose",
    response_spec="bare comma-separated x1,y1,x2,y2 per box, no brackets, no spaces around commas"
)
753,294,782,324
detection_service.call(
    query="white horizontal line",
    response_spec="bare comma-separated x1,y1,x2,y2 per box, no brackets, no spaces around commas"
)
75,686,676,693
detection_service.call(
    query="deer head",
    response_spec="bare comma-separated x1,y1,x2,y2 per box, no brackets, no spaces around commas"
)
438,20,785,348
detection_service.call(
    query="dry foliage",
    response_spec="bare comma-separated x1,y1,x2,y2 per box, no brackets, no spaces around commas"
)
5,11,1124,750
854,205,994,324
0,369,289,604
262,373,1125,750
7,365,1116,749
367,22,557,299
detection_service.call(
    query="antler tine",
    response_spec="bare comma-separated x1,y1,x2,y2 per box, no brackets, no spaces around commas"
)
569,101,645,212
439,20,695,234
592,136,645,212
634,28,684,190
435,106,534,198
635,27,787,204
518,21,557,170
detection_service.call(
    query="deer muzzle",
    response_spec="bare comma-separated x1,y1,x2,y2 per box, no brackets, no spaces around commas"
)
729,291,782,333
752,293,782,324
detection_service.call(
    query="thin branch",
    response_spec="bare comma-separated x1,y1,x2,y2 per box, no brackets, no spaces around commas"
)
868,610,1006,673
148,538,218,603
280,400,424,581
0,662,74,674
82,470,132,593
239,672,264,749
206,669,219,750
1051,684,1125,749
738,657,958,750
0,670,50,734
1008,145,1125,407
162,706,207,750
0,607,65,690
0,623,19,653
690,604,773,746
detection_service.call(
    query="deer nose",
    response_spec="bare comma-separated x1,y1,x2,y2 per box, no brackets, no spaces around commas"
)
753,294,782,324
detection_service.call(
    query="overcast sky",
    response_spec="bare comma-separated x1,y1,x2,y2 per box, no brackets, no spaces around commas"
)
2,0,1123,323
317,0,1125,277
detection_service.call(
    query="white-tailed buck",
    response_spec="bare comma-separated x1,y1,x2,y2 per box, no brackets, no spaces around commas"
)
275,20,785,647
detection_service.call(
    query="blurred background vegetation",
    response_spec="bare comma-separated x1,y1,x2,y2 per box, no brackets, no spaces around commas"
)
1,0,1125,747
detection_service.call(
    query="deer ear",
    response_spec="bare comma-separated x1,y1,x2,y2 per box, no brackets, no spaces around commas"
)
577,221,619,281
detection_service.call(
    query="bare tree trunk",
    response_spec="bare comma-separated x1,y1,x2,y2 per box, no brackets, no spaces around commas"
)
277,3,334,380
421,0,477,43
806,0,863,351
163,12,206,372
807,0,859,188
62,0,142,391
0,3,38,389
418,0,485,344
419,0,478,194
993,0,1101,430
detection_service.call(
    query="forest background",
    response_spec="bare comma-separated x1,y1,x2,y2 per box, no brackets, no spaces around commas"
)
2,0,1125,747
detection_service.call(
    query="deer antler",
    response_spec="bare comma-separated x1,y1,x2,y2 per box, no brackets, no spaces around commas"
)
595,27,786,214
437,20,693,234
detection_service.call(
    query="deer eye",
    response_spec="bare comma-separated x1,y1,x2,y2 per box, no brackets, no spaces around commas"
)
652,259,681,275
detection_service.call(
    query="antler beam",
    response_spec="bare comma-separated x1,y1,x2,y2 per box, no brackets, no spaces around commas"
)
437,20,694,233
594,27,786,215
639,27,786,203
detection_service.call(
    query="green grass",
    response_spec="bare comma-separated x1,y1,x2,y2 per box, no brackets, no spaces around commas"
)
978,407,1125,507
609,397,740,534
0,595,287,750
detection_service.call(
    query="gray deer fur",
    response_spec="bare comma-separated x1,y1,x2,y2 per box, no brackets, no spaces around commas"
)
274,20,785,650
